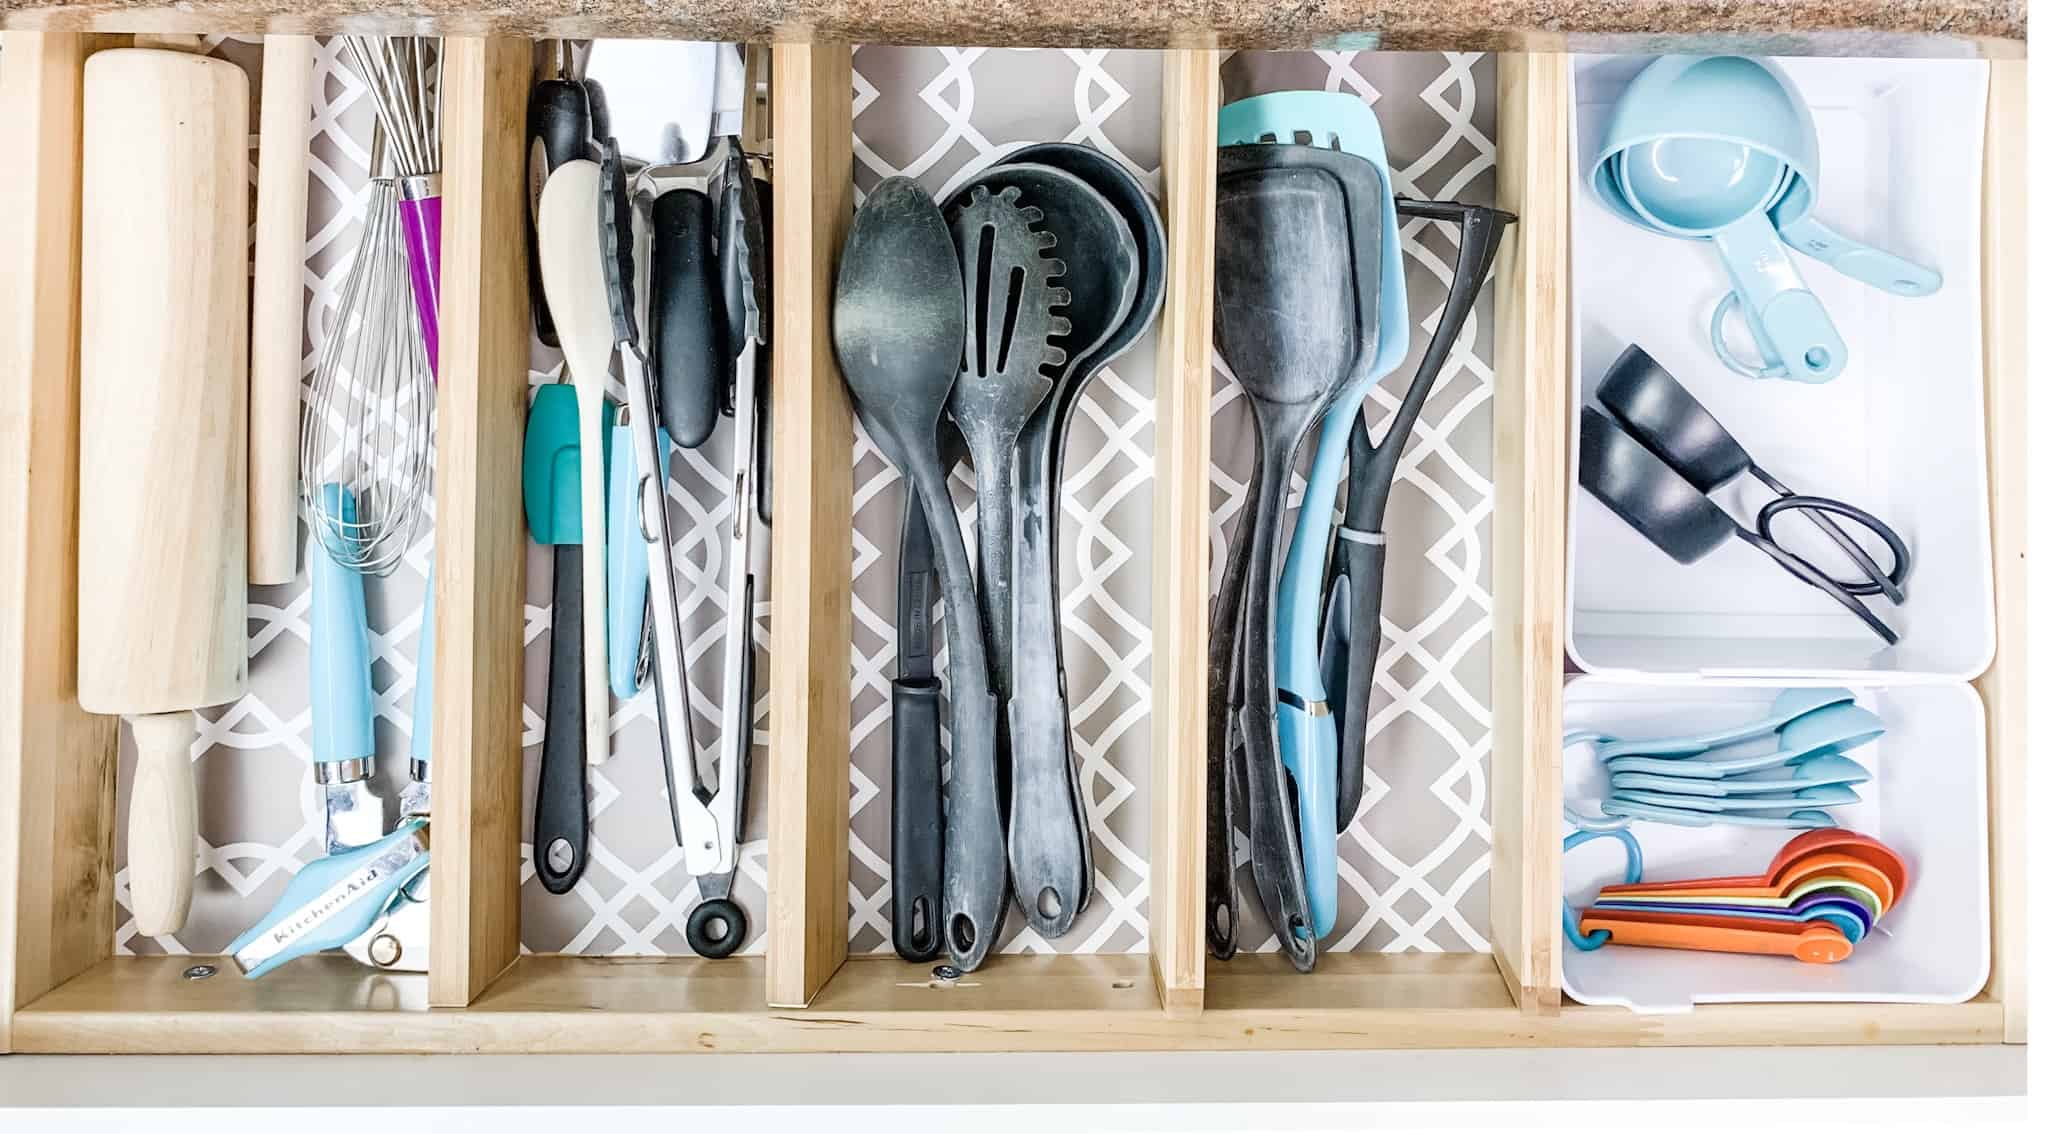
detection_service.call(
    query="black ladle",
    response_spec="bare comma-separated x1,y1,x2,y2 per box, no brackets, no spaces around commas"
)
1212,156,1364,972
1324,200,1516,831
947,161,1135,938
1578,407,1905,645
1596,345,1909,606
1000,143,1166,923
833,177,1008,970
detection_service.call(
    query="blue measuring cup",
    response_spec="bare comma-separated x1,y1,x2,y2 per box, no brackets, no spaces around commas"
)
1592,56,1845,382
1770,176,1943,297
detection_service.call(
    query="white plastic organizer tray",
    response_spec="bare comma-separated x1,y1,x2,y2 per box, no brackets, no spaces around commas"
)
1560,677,1989,1013
1566,56,1993,679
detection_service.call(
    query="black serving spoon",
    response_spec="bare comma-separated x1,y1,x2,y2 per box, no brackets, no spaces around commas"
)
834,177,1008,971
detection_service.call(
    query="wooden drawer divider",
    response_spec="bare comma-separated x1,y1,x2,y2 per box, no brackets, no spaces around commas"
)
0,28,2024,1053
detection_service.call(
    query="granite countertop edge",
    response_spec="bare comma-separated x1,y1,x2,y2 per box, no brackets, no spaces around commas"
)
0,2,2025,54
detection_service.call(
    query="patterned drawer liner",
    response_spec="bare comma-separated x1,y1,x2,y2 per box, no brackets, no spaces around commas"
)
118,41,1494,962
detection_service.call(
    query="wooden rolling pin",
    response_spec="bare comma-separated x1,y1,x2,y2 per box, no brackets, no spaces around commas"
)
77,48,251,937
249,35,316,585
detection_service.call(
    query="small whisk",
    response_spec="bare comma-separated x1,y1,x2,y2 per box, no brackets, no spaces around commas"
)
301,139,436,576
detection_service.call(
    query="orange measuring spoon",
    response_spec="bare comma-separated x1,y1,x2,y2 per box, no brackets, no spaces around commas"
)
1601,853,1898,913
1598,829,1907,901
1577,908,1855,964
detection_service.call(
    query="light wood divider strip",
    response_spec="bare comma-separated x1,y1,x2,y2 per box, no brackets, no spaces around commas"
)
766,41,855,1010
10,953,2008,1054
1487,52,1571,1016
0,29,118,1054
247,33,316,586
428,35,532,1008
1976,57,2026,1046
1148,47,1219,1018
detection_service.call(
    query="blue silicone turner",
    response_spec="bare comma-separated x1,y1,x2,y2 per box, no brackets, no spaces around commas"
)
1219,91,1408,942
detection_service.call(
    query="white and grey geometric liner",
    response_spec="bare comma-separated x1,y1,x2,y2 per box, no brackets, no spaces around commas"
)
118,41,1494,962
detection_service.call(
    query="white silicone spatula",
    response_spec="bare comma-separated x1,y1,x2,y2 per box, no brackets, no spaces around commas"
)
536,160,614,767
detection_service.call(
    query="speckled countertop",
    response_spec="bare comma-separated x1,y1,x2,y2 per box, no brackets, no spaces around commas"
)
0,2,2027,54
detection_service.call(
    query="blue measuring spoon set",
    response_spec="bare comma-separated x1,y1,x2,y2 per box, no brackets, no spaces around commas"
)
1570,688,1882,830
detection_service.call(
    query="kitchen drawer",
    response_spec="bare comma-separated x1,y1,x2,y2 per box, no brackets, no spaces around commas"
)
0,29,2024,1054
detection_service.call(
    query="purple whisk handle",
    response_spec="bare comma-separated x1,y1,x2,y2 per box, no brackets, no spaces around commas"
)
397,175,442,381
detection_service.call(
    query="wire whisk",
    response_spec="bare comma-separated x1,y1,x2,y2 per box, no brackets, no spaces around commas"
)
341,35,444,379
341,36,440,180
302,36,445,575
301,167,436,576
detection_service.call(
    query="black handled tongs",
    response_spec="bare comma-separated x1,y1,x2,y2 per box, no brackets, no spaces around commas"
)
684,136,773,959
